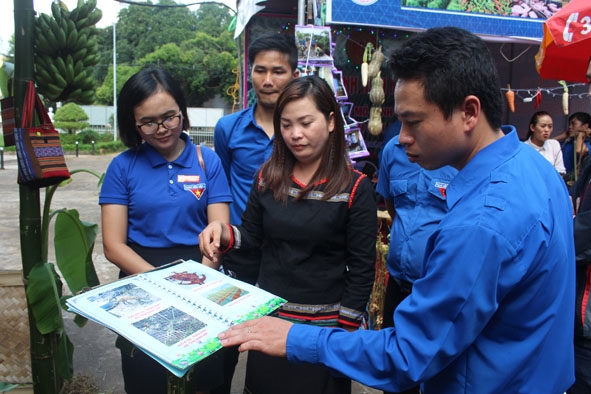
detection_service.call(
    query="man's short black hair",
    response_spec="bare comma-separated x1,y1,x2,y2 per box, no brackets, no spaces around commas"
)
248,33,299,72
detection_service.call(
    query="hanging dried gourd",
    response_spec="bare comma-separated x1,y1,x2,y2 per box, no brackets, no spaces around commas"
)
369,72,385,106
367,64,385,136
368,106,383,136
368,46,384,80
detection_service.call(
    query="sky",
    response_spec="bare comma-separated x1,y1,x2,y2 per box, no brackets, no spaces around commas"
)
1,0,238,54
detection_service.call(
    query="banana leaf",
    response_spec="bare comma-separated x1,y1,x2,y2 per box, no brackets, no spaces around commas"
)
0,60,14,98
0,383,20,392
53,208,99,295
24,262,75,380
56,331,74,380
26,263,64,334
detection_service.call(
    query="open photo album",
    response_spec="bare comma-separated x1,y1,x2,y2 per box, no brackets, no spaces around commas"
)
66,259,286,377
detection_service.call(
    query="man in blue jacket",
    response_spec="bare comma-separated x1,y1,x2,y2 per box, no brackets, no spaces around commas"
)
215,27,575,394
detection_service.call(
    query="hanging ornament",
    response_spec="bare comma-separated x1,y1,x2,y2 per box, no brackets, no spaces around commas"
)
558,80,569,115
361,43,372,87
367,45,384,80
534,89,542,109
505,84,515,113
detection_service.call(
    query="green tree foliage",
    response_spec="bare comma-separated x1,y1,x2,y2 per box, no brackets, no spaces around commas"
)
195,3,234,36
95,1,237,107
4,35,15,63
139,31,237,106
53,102,90,134
95,64,141,105
115,0,198,64
94,25,114,85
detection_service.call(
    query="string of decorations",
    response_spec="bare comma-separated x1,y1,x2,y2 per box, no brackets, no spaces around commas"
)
329,25,588,103
275,23,590,117
501,83,588,101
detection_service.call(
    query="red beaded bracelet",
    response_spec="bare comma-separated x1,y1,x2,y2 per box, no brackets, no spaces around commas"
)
220,223,234,254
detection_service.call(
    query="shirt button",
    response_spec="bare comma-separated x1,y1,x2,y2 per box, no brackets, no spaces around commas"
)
168,164,173,169
169,180,173,184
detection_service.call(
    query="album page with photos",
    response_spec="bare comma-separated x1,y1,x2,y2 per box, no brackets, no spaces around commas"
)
66,259,286,377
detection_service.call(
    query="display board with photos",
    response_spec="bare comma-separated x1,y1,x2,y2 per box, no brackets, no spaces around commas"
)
295,24,369,160
295,25,334,66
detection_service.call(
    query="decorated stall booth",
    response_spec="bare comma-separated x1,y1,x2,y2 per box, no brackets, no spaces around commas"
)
237,0,590,327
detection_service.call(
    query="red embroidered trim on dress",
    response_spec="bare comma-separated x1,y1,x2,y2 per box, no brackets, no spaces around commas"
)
349,170,366,209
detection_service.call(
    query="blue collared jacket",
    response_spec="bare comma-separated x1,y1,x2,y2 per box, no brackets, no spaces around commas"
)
287,128,575,393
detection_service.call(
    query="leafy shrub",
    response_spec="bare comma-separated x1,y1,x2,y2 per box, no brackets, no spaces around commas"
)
97,141,125,153
76,130,101,144
61,140,125,154
54,103,90,134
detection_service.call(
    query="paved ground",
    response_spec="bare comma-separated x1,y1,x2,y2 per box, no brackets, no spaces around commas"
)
0,152,380,394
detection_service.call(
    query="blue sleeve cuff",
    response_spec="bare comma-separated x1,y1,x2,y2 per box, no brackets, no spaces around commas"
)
286,324,323,364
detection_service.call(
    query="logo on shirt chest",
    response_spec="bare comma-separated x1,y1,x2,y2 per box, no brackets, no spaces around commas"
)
184,184,206,200
178,175,205,200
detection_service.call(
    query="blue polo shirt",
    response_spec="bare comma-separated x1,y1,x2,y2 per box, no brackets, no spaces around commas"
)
563,139,576,174
286,128,575,393
562,138,591,174
214,105,273,224
99,133,232,248
377,136,457,282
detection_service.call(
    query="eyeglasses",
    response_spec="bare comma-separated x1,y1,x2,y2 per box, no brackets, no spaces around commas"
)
136,112,182,135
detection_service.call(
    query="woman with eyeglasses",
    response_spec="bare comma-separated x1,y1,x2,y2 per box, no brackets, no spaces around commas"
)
99,68,232,394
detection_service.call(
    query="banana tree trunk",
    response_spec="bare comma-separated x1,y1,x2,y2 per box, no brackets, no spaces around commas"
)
14,1,62,393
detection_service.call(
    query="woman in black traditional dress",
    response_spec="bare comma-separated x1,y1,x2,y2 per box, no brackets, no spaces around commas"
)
199,76,377,394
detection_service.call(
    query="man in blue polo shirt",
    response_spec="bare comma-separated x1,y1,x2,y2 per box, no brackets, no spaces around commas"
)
216,27,575,394
214,33,299,285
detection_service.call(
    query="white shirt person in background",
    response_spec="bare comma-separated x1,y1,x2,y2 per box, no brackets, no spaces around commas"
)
524,110,566,175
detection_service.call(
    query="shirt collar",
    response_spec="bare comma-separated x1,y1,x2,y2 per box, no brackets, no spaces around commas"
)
525,137,545,151
446,126,518,208
249,103,275,139
143,132,193,168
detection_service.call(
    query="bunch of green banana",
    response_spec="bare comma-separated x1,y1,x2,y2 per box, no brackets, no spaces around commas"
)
34,0,102,104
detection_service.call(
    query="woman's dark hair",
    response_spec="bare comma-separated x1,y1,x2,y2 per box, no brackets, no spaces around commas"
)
526,111,552,139
117,68,190,148
261,76,352,203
